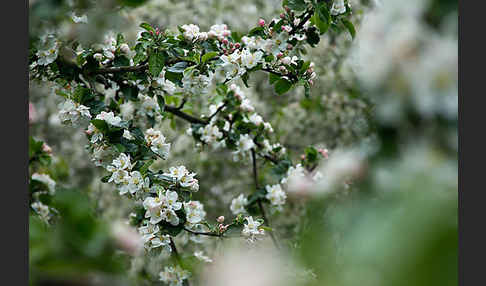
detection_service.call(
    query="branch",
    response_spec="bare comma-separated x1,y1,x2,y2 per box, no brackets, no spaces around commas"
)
184,227,223,237
207,102,227,121
92,63,148,74
290,8,314,36
251,149,280,249
165,105,208,125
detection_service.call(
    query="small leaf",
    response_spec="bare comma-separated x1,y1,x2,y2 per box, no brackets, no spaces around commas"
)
285,0,306,11
156,94,165,113
341,18,356,39
90,119,109,133
148,51,165,77
139,22,154,33
201,51,219,63
167,62,188,73
268,73,280,85
274,79,293,95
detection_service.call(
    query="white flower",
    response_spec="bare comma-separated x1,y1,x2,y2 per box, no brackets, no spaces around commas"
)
236,134,255,152
223,121,231,132
87,123,103,143
281,56,298,66
123,130,134,140
184,201,206,224
208,24,230,40
331,0,346,15
240,49,263,69
242,216,265,241
201,124,223,144
163,166,199,191
108,153,132,171
181,24,201,41
240,98,254,112
36,35,59,66
165,190,182,211
31,173,56,195
265,184,287,206
126,171,144,194
281,163,306,184
96,111,122,127
138,223,159,247
145,128,171,159
230,194,248,215
143,191,165,224
194,251,213,263
31,201,50,222
119,43,130,54
93,53,103,61
58,99,91,126
71,12,88,23
247,113,263,126
159,265,190,286
151,234,172,252
109,169,129,185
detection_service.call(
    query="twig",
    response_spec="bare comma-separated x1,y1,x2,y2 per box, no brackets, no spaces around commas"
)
165,105,207,125
184,227,222,237
251,149,280,249
93,63,148,74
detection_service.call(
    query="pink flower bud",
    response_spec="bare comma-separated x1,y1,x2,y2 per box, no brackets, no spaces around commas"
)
300,154,306,160
284,6,290,13
29,102,37,124
217,216,225,223
287,43,293,50
222,38,229,45
280,13,285,19
42,143,52,155
318,148,329,159
235,43,241,49
309,79,314,86
258,19,266,27
277,52,284,58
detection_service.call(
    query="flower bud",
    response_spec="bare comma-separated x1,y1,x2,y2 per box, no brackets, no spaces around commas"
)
120,43,130,55
234,43,241,49
280,13,285,19
217,216,225,223
300,154,306,160
277,52,284,58
42,143,52,155
287,43,293,50
258,19,266,27
93,53,103,61
281,56,291,65
222,38,229,45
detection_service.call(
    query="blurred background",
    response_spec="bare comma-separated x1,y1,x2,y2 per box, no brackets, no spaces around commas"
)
29,0,457,285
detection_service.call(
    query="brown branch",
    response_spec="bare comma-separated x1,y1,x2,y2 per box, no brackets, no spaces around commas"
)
251,149,280,249
92,63,148,74
165,105,208,125
183,227,222,237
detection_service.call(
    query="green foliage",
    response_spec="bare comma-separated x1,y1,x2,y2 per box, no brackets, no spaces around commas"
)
148,51,166,77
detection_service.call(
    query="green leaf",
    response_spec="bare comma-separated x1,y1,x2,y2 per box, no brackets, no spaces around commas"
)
113,55,130,67
139,22,154,33
241,72,250,88
341,18,356,39
90,119,109,133
201,51,219,64
156,94,165,113
101,175,111,183
274,79,293,95
120,86,139,101
268,73,280,85
305,27,320,47
311,11,329,34
139,159,154,175
285,0,307,11
248,26,265,37
148,51,165,77
167,62,188,73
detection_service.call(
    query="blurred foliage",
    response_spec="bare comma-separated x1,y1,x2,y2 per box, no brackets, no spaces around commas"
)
30,190,129,285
